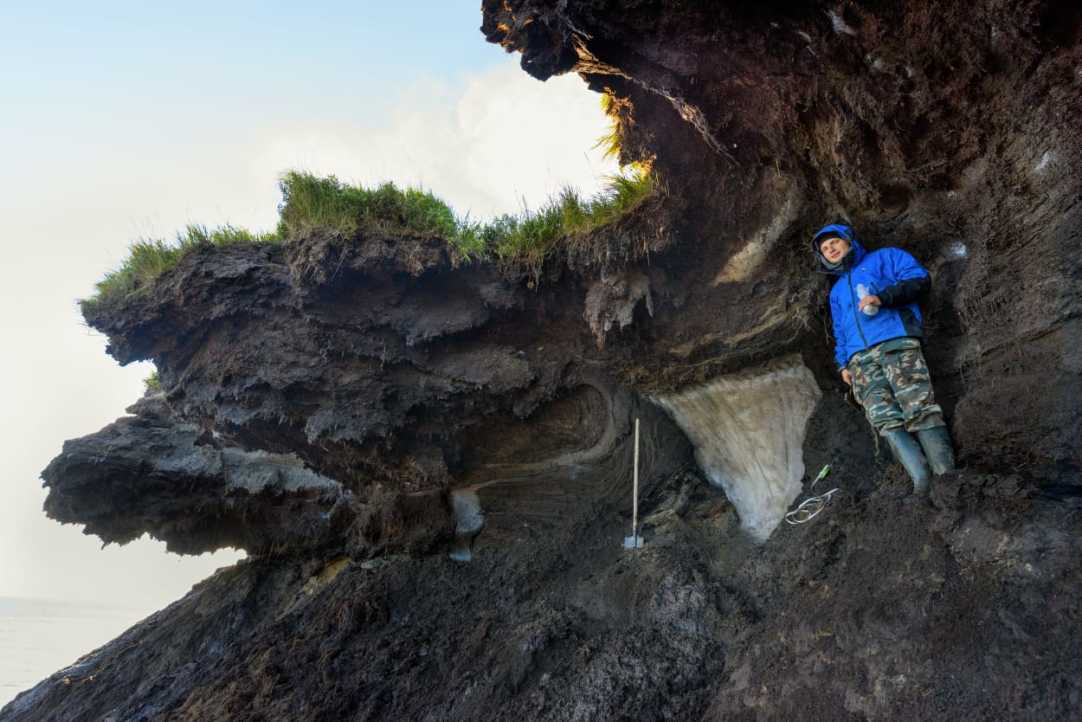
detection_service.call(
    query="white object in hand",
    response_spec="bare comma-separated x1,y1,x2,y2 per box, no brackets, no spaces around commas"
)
856,283,879,316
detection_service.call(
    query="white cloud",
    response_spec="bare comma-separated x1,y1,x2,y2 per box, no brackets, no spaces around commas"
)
251,61,618,219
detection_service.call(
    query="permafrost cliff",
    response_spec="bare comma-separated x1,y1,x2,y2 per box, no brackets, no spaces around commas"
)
7,1,1082,720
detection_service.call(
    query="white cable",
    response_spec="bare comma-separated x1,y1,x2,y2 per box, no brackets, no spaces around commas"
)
784,487,840,525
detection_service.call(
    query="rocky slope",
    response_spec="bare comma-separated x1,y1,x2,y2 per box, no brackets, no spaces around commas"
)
7,1,1082,720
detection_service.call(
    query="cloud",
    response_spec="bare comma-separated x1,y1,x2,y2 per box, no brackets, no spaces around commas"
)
251,60,619,219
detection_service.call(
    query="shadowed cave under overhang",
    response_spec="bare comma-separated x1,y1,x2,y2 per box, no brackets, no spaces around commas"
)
448,377,693,560
449,357,822,556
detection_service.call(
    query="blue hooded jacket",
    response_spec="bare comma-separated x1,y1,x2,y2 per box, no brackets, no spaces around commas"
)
813,224,931,370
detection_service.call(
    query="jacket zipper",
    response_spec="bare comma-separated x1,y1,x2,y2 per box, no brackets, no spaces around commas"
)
846,269,870,349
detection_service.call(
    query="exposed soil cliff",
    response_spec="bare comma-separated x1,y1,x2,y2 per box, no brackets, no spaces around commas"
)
8,1,1082,720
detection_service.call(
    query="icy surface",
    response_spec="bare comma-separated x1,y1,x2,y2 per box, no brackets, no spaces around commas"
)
655,357,821,541
947,241,969,259
827,9,858,36
1035,150,1054,174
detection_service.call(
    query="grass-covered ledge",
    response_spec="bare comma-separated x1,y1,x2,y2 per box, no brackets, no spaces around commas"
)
277,167,656,264
82,225,282,312
81,166,657,310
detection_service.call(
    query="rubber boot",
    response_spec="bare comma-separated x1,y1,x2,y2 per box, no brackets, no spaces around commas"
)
884,429,932,495
916,425,956,476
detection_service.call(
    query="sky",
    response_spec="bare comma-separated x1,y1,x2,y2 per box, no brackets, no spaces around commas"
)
0,1,617,613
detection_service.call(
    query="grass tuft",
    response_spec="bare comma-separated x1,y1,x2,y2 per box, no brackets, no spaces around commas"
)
595,90,637,167
277,171,457,240
83,224,282,311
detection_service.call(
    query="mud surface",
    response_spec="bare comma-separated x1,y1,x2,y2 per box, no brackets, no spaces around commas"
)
9,451,1081,721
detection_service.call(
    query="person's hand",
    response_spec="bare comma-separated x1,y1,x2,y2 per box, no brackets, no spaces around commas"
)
858,294,882,312
841,368,852,385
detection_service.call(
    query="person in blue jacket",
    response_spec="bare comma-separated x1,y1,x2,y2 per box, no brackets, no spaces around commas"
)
813,223,955,494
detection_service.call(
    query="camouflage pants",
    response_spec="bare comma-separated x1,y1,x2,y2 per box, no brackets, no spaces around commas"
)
848,337,945,435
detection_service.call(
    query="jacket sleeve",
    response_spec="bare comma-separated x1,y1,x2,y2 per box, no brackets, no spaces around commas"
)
876,248,930,307
830,293,848,371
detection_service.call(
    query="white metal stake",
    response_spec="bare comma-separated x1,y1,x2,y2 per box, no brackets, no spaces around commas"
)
633,417,639,534
624,417,643,549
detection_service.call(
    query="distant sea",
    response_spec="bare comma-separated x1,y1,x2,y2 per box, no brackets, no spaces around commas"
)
0,596,145,709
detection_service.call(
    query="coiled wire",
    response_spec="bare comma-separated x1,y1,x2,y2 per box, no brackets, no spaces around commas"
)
784,488,840,525
784,464,839,525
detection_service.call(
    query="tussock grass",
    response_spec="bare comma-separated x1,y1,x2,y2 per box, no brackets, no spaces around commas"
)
595,92,625,163
277,172,458,240
84,224,282,310
465,165,656,267
85,165,657,308
278,164,656,265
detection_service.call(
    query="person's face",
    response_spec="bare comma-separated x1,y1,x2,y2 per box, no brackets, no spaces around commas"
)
819,236,851,264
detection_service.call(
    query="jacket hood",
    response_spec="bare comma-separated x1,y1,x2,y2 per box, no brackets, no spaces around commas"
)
812,223,866,273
